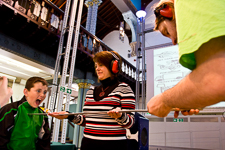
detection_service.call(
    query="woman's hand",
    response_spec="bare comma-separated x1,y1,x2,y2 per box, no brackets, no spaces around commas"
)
48,111,69,119
107,107,122,119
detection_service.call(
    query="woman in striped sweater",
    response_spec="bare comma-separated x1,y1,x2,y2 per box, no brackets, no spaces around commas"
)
49,51,135,150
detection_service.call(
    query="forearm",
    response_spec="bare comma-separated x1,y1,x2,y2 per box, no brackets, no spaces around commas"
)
116,105,135,128
68,114,86,126
163,52,225,109
117,85,135,128
116,112,135,128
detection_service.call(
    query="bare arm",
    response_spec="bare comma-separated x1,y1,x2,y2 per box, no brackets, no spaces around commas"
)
165,36,225,108
147,36,225,117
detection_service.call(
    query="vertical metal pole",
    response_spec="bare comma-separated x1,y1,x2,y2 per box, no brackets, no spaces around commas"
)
141,17,146,109
77,87,89,147
49,0,71,139
53,0,79,142
61,0,84,144
73,87,84,146
135,18,140,109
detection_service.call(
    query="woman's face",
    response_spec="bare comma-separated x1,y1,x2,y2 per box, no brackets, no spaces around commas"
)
95,62,111,80
158,19,177,45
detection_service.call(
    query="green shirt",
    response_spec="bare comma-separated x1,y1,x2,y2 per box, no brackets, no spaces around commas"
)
175,0,225,70
0,96,51,150
7,101,44,150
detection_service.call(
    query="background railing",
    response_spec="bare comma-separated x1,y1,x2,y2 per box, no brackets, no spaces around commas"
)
0,0,136,80
78,25,136,80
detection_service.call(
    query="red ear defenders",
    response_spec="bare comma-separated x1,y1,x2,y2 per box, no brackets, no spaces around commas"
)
154,4,173,19
110,51,120,74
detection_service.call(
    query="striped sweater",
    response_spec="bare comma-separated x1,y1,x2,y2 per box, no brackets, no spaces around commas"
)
69,82,135,140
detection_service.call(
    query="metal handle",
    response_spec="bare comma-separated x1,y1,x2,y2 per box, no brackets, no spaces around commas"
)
28,108,202,116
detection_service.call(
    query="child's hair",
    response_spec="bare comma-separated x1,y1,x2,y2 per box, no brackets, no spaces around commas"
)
25,77,48,91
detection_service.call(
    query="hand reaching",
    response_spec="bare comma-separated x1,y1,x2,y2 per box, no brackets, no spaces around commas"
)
48,111,69,119
0,76,13,107
147,93,172,117
147,93,200,118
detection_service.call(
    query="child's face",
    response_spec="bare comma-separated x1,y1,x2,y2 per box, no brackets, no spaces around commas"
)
24,82,48,108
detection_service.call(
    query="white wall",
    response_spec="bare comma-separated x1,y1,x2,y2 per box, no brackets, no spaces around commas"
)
148,115,225,150
12,82,25,102
102,30,136,67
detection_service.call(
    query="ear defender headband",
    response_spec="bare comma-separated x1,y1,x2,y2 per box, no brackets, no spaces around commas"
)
109,51,120,74
154,4,173,19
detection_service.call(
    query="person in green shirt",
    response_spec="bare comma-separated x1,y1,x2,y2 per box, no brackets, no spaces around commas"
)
147,0,225,117
0,76,51,150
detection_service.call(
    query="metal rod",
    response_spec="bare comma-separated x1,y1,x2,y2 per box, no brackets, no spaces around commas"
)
49,0,71,142
28,113,48,115
61,109,149,115
62,0,84,144
28,110,147,116
141,17,146,110
135,21,140,109
28,108,204,116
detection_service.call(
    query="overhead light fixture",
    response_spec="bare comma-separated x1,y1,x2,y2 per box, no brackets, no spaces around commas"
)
42,75,52,79
0,66,32,77
136,10,147,19
0,54,43,73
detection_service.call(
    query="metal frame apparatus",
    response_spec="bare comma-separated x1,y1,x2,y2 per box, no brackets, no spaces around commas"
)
49,0,84,144
135,16,146,110
141,17,146,109
135,20,140,109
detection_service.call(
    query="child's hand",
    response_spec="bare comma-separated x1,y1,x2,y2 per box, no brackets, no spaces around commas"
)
48,111,69,119
0,76,13,107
